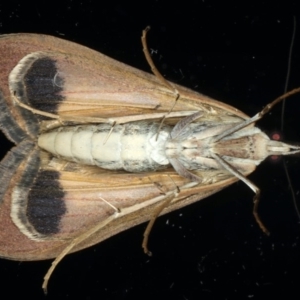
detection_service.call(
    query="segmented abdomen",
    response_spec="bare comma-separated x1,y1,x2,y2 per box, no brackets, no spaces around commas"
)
38,122,171,172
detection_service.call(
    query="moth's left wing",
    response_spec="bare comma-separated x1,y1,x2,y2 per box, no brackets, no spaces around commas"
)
0,33,249,142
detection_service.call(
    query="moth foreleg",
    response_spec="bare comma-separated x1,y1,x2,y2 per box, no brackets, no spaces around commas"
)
170,111,204,139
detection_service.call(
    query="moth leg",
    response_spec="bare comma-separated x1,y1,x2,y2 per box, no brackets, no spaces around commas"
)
42,210,120,293
12,92,60,120
102,121,117,145
148,177,170,195
142,176,180,256
142,179,200,255
98,196,120,213
211,152,270,235
141,26,179,103
142,192,176,256
141,27,181,140
169,157,203,183
90,111,197,126
12,93,111,125
13,89,198,128
171,111,204,139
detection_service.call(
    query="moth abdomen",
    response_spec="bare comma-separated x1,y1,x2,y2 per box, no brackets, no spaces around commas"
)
38,122,172,172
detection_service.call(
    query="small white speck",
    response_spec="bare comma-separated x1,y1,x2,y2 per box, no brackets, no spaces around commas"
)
150,48,158,55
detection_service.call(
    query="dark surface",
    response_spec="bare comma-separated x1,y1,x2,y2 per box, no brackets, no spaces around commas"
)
0,2,300,299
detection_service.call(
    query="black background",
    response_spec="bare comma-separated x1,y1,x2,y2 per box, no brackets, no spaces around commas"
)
0,1,300,299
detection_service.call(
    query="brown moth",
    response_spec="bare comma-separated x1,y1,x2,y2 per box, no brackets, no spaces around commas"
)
0,30,299,291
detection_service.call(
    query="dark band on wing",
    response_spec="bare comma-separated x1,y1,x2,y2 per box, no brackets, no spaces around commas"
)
10,147,67,240
0,140,35,205
0,90,28,143
24,56,65,112
8,52,65,137
27,170,66,236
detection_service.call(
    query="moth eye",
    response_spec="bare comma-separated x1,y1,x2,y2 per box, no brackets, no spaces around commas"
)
271,132,282,141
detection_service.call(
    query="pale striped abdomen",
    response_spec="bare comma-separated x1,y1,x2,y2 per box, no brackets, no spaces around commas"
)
38,122,171,172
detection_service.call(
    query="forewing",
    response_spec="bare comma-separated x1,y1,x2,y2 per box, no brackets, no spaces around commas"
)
0,33,249,142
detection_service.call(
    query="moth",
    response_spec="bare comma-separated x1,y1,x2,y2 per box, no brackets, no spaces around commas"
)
0,29,299,291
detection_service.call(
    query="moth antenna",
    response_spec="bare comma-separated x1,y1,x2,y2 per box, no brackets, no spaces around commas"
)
281,17,300,220
141,27,180,140
211,87,300,143
209,17,299,145
281,16,296,132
